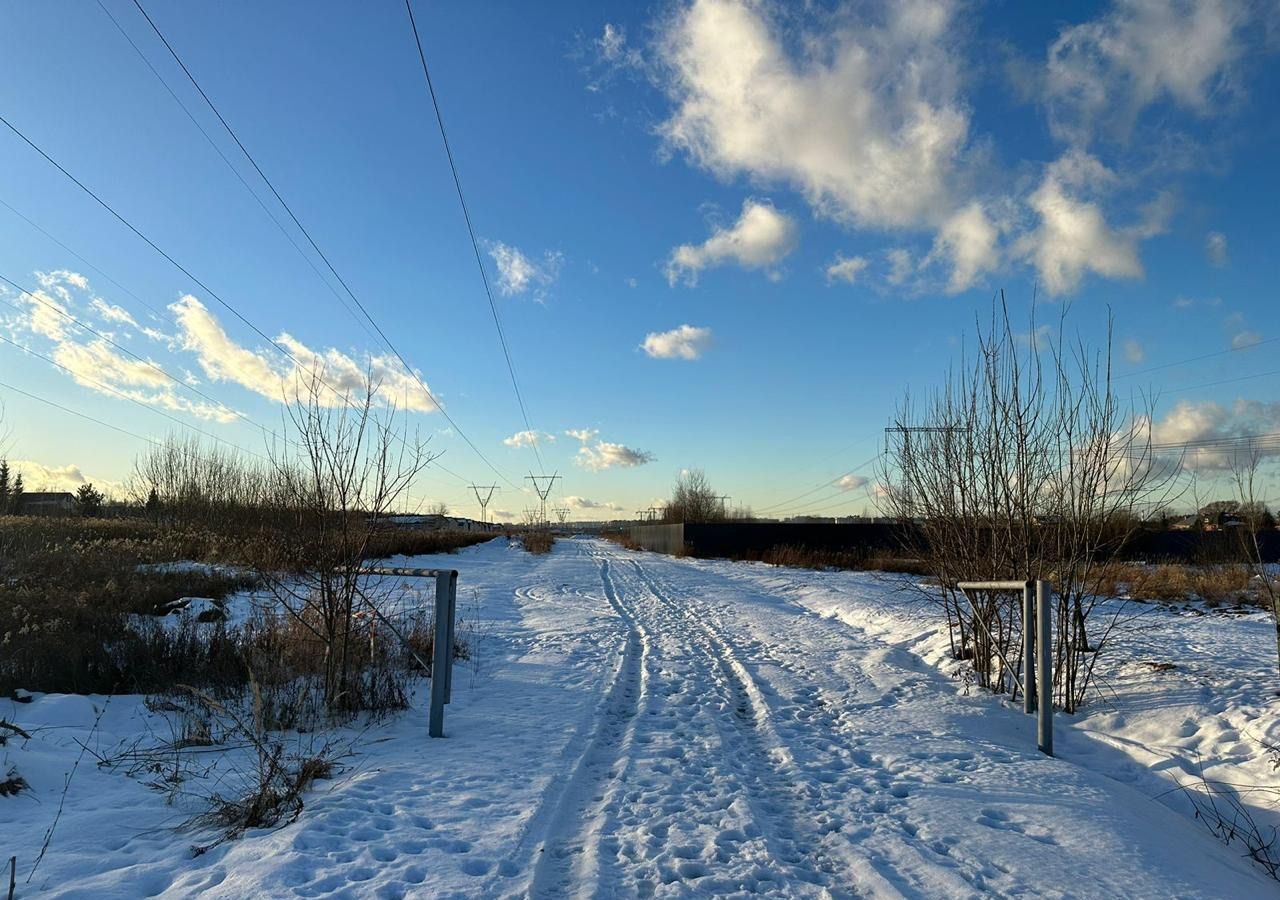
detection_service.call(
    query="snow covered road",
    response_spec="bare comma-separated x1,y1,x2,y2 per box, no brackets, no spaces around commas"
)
4,536,1275,898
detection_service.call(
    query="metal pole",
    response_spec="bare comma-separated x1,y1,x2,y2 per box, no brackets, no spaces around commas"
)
430,571,452,738
1023,581,1036,715
1036,579,1053,756
443,571,457,705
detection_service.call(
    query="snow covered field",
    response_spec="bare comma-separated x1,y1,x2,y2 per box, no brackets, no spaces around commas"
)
3,536,1278,897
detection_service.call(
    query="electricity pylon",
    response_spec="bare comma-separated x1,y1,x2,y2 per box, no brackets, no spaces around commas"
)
526,472,560,527
553,507,571,525
470,484,498,524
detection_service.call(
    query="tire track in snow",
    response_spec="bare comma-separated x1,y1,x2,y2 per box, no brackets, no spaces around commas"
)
521,553,648,899
621,555,860,894
624,551,1016,897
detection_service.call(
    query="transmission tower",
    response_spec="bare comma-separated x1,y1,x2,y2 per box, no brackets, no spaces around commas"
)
525,472,560,527
470,484,498,524
553,507,571,525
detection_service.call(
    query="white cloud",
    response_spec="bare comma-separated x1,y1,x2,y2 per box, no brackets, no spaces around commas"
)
1122,339,1145,364
171,295,439,413
834,474,869,491
642,324,712,360
1016,151,1161,295
503,430,554,448
885,248,915,286
564,495,625,512
1231,329,1262,350
656,0,968,231
7,459,127,497
825,254,869,285
487,242,562,297
90,298,139,329
666,199,796,285
565,428,599,443
926,202,1000,293
1044,0,1246,145
575,440,655,471
1151,398,1280,470
1205,230,1229,267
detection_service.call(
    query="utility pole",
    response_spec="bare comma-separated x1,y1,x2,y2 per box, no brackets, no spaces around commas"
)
716,495,731,519
470,484,498,525
553,507,570,525
525,472,560,528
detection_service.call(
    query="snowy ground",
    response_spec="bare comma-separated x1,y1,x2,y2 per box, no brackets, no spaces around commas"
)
3,536,1278,897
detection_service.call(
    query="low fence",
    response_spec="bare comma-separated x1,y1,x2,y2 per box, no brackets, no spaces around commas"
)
629,521,1280,563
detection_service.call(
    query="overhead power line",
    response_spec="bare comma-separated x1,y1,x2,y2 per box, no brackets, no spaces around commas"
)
117,0,524,492
402,0,544,475
0,111,516,490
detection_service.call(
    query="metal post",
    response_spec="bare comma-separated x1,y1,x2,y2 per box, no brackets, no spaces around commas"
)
430,571,453,738
443,570,457,705
1035,579,1053,756
1022,581,1036,715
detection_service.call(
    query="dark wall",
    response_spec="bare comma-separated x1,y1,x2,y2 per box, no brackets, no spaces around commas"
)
681,522,913,559
631,521,1280,563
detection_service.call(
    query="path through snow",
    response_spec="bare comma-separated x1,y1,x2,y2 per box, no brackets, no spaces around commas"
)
3,537,1275,898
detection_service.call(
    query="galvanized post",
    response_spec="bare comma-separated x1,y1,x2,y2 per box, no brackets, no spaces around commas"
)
430,571,453,738
443,571,457,705
1035,579,1053,756
1022,581,1036,715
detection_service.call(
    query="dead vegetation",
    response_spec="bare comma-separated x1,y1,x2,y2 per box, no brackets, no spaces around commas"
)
520,530,555,554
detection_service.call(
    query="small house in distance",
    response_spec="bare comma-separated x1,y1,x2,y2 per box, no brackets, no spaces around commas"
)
20,491,76,516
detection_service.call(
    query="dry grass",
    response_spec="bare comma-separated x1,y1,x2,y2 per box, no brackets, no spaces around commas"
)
1090,561,1275,607
520,531,555,555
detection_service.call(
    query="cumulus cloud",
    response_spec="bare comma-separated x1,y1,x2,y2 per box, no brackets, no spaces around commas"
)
1205,231,1229,267
8,459,126,496
575,441,655,471
503,430,554,448
171,295,438,413
834,474,869,491
487,242,562,297
1150,398,1280,470
925,202,1000,293
825,254,868,285
1044,0,1246,145
1123,339,1145,364
666,199,796,285
1016,151,1166,295
565,428,599,443
564,495,625,512
656,0,968,231
642,324,712,360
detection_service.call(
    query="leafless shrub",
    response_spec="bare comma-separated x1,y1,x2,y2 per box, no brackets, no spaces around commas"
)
879,295,1181,712
1172,769,1280,880
520,531,555,554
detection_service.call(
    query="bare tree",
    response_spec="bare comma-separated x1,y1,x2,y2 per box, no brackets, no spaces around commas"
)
664,469,724,523
879,296,1180,711
263,370,438,714
1231,449,1280,679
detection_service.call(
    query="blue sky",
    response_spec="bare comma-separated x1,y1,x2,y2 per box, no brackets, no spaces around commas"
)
0,0,1277,519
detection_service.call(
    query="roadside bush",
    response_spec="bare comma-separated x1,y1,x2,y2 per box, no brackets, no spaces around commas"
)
520,531,555,555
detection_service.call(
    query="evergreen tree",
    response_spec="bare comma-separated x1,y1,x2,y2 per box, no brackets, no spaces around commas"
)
10,473,23,515
145,485,161,521
0,459,9,514
74,482,104,517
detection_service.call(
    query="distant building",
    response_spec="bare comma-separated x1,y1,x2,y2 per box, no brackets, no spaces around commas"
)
20,492,76,516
